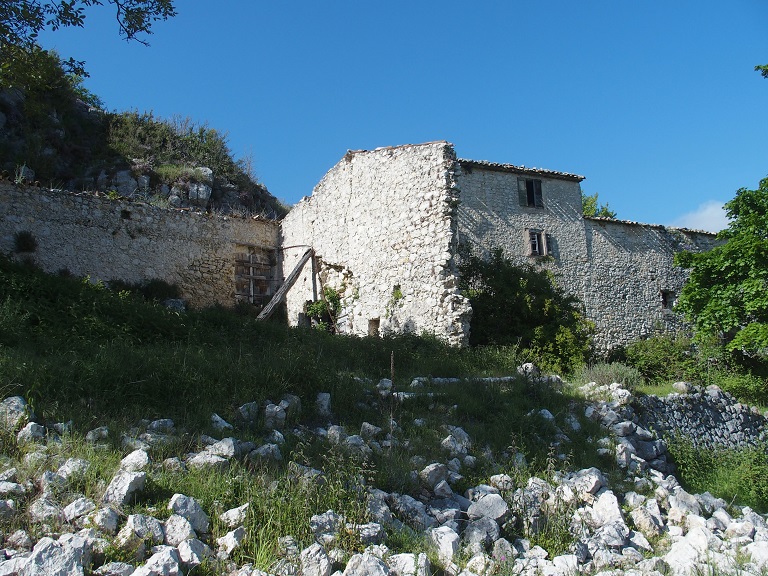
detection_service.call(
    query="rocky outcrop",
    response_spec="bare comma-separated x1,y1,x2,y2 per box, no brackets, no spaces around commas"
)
1,374,767,575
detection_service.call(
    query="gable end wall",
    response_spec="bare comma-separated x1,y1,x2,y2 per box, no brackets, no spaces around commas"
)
279,142,471,345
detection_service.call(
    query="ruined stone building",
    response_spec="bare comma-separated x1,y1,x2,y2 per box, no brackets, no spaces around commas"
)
0,140,718,352
280,141,718,351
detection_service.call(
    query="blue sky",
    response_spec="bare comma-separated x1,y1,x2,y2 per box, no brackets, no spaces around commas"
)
39,1,767,232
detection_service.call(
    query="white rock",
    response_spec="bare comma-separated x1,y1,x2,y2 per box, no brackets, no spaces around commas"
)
220,503,249,528
28,496,62,524
186,452,228,471
387,552,431,576
342,551,390,576
428,525,460,565
132,546,181,576
102,471,146,505
89,507,120,534
177,538,212,568
217,526,245,556
590,490,623,527
120,449,150,472
467,493,508,523
64,497,96,522
206,437,239,458
0,396,29,432
168,493,210,533
316,393,332,418
301,542,332,576
210,413,233,432
58,458,90,480
116,514,165,551
17,422,45,443
17,536,86,576
164,514,196,546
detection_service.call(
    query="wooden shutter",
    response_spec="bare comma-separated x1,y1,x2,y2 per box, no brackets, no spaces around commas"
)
517,179,528,207
533,180,543,208
545,233,553,256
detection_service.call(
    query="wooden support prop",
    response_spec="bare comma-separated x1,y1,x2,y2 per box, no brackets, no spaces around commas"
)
256,248,313,321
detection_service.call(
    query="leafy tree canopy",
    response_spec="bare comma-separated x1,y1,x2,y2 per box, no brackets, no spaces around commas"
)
675,177,768,359
582,192,617,219
0,0,175,87
756,64,768,79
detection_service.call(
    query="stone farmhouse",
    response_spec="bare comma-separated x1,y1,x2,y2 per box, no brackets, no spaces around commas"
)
280,141,718,351
0,141,717,352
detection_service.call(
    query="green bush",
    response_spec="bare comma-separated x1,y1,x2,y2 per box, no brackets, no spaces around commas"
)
13,230,37,253
624,332,700,385
716,371,768,406
459,247,593,374
572,362,644,390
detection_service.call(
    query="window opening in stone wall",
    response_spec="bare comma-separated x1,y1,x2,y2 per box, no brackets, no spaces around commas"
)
368,318,380,337
518,178,543,208
527,230,552,257
661,290,675,310
234,249,272,306
120,209,131,219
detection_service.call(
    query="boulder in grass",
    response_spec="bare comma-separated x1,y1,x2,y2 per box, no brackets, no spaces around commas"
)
102,472,146,506
168,494,210,534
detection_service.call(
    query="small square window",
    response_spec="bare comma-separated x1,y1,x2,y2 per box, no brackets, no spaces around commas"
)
527,230,553,257
661,290,675,309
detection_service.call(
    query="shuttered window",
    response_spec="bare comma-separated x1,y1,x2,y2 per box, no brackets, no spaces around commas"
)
517,178,543,208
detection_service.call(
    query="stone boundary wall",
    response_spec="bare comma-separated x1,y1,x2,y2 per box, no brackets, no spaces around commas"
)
635,386,767,450
0,183,278,308
279,142,472,345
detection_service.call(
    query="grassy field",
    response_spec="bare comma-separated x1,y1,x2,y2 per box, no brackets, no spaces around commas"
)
2,255,768,570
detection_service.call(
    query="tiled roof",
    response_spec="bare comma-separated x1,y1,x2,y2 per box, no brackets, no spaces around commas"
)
585,215,717,236
458,158,585,182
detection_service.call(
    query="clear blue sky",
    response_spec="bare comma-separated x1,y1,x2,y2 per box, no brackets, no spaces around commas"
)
39,0,767,232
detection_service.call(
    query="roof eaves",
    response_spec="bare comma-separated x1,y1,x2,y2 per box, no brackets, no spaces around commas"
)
458,158,585,182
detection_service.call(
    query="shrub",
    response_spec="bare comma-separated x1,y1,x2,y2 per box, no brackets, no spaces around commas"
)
458,247,593,374
624,332,699,384
572,362,644,390
716,371,768,406
13,230,37,253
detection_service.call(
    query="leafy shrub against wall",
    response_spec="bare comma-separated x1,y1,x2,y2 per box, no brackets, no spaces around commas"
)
458,247,593,374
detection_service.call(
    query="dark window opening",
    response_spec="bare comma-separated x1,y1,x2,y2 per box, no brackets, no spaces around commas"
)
368,318,380,337
518,178,543,208
120,210,131,220
527,230,553,257
661,290,674,310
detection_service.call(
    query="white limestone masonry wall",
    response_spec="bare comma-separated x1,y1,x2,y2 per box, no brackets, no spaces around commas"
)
0,183,278,308
280,142,472,345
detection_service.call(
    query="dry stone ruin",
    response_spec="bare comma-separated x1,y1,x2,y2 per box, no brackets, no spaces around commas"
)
281,142,718,351
0,141,718,351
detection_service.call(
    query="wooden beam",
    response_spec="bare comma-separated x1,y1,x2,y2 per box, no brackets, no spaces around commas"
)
256,248,313,321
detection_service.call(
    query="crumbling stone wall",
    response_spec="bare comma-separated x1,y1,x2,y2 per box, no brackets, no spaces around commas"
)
280,142,472,345
456,161,719,351
0,183,278,308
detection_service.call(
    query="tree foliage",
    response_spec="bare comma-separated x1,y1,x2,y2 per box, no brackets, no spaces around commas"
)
0,0,175,87
756,64,768,80
459,247,593,374
582,192,617,218
675,177,768,358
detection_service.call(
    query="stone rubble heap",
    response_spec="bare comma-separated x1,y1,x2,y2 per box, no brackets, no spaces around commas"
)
0,372,767,576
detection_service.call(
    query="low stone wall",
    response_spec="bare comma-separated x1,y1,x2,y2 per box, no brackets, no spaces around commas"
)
0,183,278,308
635,386,767,450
